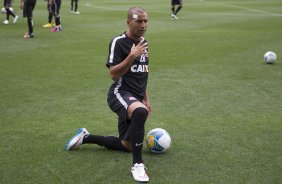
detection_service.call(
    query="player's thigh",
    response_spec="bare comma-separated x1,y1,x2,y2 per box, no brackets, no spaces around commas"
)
51,0,61,16
127,101,148,119
4,0,11,7
24,2,35,18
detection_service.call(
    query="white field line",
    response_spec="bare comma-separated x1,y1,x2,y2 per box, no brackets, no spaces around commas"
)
85,1,282,17
85,3,128,11
205,1,282,17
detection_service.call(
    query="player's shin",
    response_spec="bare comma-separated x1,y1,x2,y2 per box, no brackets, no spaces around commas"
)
129,108,148,164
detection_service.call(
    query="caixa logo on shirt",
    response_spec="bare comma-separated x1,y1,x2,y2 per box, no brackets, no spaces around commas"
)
131,64,149,73
130,53,148,72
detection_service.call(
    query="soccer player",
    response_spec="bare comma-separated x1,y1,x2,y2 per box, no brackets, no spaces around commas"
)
64,7,151,183
49,0,62,32
70,0,80,14
42,0,53,28
21,0,36,38
171,0,183,20
3,0,18,24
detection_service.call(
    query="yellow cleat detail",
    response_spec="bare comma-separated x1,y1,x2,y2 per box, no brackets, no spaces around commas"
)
42,23,52,28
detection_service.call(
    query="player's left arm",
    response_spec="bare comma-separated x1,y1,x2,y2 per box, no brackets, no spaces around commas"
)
143,91,152,116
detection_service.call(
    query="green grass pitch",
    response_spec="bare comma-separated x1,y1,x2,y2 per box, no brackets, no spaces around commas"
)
1,0,282,183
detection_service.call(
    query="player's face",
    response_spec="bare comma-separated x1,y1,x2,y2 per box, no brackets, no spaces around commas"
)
128,12,148,39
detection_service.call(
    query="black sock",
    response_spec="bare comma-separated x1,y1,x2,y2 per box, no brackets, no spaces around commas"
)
75,2,78,12
10,10,15,17
83,135,128,152
175,6,182,15
55,17,61,26
6,8,15,19
48,13,52,23
5,9,10,20
27,18,33,35
71,0,73,11
171,7,175,14
129,108,148,164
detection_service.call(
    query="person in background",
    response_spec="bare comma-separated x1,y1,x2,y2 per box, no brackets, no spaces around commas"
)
3,0,18,24
42,0,53,28
49,0,62,32
171,0,183,20
21,0,36,38
70,0,79,14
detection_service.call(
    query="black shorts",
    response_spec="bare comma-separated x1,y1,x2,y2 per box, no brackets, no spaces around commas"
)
171,0,183,6
4,0,13,7
107,89,140,140
23,0,36,18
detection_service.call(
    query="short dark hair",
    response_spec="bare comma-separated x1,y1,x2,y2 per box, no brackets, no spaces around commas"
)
127,7,146,20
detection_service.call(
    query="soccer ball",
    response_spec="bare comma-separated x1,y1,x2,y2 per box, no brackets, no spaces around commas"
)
264,51,277,64
146,128,171,153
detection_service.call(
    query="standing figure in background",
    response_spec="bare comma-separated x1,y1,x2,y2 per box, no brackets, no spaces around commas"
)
49,0,62,32
42,0,53,28
70,0,79,14
3,0,18,24
21,0,36,38
171,0,183,20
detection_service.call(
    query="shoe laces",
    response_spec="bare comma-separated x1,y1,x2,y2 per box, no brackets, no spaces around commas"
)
133,163,147,170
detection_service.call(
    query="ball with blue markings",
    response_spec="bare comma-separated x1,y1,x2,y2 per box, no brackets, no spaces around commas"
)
146,128,171,153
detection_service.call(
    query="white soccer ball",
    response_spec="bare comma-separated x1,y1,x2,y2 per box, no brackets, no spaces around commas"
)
1,7,6,14
264,51,277,64
146,128,171,153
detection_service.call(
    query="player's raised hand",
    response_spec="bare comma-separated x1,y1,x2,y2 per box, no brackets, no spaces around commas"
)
130,38,148,58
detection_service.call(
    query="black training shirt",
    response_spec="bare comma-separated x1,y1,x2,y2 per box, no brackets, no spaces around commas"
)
106,32,149,100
